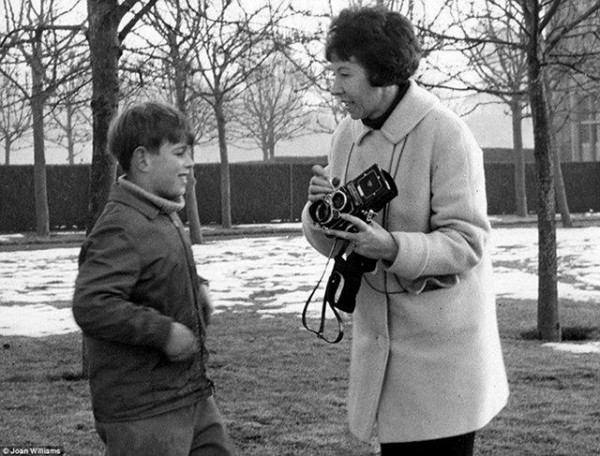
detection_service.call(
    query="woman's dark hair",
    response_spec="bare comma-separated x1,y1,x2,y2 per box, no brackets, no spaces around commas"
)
325,6,421,87
107,101,194,172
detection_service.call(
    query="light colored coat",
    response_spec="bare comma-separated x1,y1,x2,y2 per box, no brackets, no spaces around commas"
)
302,81,509,443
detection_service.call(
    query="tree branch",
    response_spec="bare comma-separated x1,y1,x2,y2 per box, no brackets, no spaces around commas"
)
118,0,160,42
545,1,600,55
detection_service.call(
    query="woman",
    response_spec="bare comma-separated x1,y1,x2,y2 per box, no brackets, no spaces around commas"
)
302,6,509,456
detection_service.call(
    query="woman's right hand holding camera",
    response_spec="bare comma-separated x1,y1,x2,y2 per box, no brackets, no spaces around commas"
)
164,321,198,362
308,165,338,202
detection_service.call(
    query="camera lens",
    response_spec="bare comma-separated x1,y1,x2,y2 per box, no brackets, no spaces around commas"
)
313,201,332,223
330,191,347,210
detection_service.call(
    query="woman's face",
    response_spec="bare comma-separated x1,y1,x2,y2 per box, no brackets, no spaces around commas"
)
329,56,388,120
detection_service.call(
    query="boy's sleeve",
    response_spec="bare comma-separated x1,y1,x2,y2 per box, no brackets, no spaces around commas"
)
72,224,173,349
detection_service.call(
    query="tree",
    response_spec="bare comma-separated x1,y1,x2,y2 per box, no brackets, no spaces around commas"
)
188,0,291,228
85,0,159,233
47,61,92,165
519,0,600,341
237,52,310,161
0,70,30,165
425,0,600,341
82,0,159,378
439,1,531,217
1,0,85,235
140,0,211,243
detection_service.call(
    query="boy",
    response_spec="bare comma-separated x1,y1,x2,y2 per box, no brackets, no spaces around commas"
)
73,101,235,456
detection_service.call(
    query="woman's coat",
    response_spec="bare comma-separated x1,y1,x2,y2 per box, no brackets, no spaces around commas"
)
302,81,509,443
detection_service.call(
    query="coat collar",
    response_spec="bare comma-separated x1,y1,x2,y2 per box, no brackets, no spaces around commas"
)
108,176,186,220
108,181,162,220
353,81,439,145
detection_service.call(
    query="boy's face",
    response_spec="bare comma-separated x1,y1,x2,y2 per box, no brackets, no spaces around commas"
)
145,140,194,200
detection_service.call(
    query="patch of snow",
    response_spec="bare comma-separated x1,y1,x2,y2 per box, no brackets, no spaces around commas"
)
1,227,599,348
542,342,600,354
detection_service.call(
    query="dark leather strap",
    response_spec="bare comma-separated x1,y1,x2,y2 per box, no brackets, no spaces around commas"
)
302,240,347,343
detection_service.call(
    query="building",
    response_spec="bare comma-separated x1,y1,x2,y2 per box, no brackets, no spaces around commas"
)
551,1,600,162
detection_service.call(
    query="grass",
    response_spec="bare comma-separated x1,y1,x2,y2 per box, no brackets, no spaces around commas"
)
1,299,599,456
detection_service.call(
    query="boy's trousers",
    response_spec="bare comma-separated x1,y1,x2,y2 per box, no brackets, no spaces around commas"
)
95,396,236,456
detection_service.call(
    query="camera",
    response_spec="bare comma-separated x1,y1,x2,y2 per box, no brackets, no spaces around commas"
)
309,164,398,232
303,164,399,324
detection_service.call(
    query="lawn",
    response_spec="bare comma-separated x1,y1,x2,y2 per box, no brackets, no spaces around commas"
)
1,298,599,456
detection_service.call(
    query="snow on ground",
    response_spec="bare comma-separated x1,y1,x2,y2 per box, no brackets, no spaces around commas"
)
1,226,599,353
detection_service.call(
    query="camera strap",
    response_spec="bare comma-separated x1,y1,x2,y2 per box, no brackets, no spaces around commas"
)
304,136,409,343
302,240,347,344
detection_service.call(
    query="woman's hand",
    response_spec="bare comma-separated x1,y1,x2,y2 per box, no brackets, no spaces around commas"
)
323,213,398,262
308,165,338,202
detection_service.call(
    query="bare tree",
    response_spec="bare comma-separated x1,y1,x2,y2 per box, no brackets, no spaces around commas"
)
424,0,600,341
275,26,342,135
188,0,291,228
519,0,600,341
442,1,576,225
437,1,531,217
47,60,92,165
85,0,159,233
138,0,213,244
236,52,310,161
81,0,159,378
1,0,86,235
0,70,30,165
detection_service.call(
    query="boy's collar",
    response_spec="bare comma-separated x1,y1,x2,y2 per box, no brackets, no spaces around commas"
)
116,176,185,215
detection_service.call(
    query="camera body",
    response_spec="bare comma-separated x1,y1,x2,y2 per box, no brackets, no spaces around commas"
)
309,164,398,232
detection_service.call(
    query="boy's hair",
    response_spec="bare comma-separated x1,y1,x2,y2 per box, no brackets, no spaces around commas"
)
107,101,194,172
325,6,421,87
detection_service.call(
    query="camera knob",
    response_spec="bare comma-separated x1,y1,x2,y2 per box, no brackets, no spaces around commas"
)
365,210,376,223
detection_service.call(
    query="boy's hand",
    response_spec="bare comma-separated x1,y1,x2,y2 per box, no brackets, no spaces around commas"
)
164,322,198,362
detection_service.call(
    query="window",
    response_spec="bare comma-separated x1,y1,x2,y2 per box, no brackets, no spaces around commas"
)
578,93,600,161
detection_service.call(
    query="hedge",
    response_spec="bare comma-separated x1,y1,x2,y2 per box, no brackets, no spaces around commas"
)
1,161,599,233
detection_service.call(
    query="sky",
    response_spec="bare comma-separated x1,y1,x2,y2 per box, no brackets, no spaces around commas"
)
0,223,599,354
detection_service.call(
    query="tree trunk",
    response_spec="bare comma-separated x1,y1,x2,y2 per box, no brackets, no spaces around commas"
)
185,167,203,244
82,0,123,378
530,85,561,342
215,99,232,228
544,89,573,228
31,38,50,236
268,132,275,160
170,46,203,244
510,98,528,217
525,2,561,342
5,136,11,165
85,0,120,234
261,136,268,161
553,149,571,228
67,100,75,165
543,76,572,228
